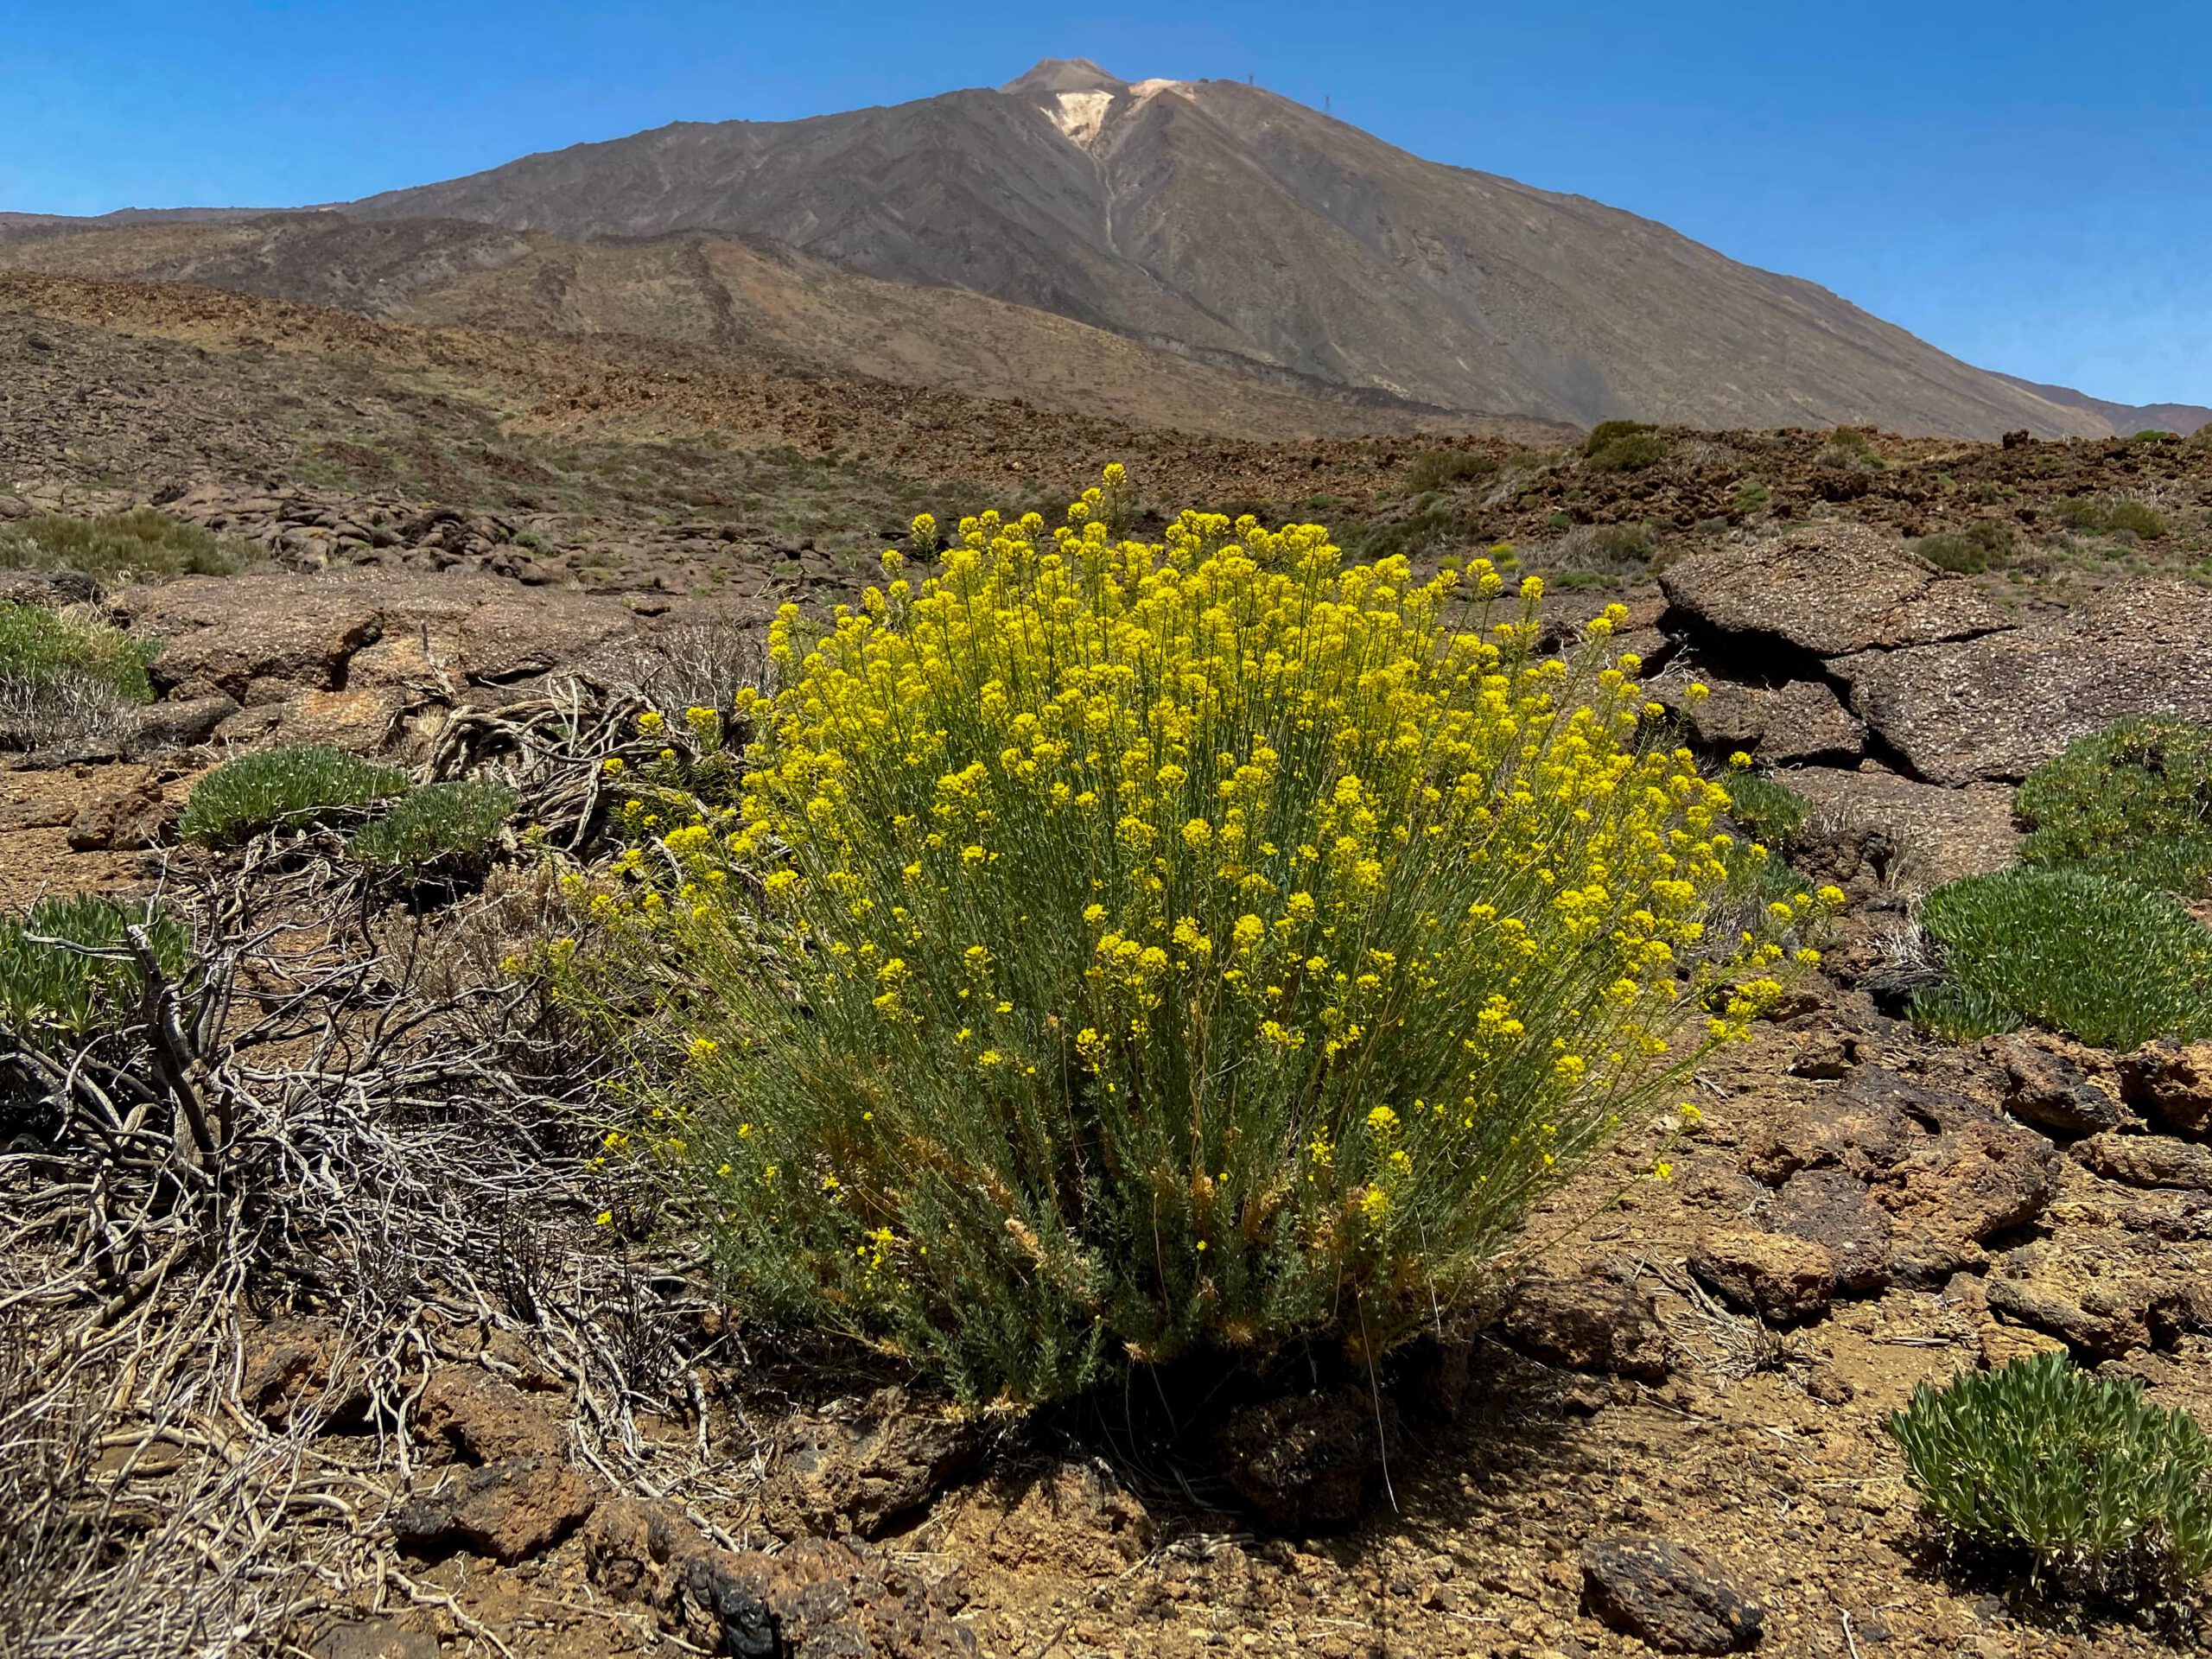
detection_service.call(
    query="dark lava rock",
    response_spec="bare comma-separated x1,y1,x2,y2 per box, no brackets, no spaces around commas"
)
586,1497,976,1657
1498,1269,1670,1380
1983,1231,2212,1359
1833,581,2212,786
123,693,240,755
66,774,168,851
2074,1131,2212,1193
413,1366,565,1465
1770,1168,1894,1294
1581,1535,1764,1653
1749,1068,2057,1252
1659,523,2006,660
2119,1041,2212,1137
392,1453,594,1564
1984,1033,2129,1135
759,1386,982,1539
0,568,99,607
1214,1387,1395,1532
1688,1227,1835,1323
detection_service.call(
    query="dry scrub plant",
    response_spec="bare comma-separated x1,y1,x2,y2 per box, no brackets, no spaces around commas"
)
562,470,1820,1403
0,680,755,1656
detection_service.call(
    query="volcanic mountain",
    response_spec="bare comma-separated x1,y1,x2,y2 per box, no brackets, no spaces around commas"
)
9,60,2203,438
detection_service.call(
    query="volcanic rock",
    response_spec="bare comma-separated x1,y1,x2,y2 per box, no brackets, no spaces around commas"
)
1498,1269,1670,1380
1580,1535,1765,1653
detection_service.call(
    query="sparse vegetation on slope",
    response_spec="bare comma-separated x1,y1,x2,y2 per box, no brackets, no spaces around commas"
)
1584,429,1667,474
0,601,159,713
0,506,257,585
2051,495,2168,541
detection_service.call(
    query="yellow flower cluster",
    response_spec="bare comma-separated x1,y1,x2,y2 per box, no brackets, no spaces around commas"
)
582,467,1801,1402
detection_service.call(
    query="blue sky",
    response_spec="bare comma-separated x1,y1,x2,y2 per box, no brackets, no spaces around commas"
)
7,2,2208,406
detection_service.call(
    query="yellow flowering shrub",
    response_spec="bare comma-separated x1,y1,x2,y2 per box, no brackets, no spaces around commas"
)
576,469,1802,1402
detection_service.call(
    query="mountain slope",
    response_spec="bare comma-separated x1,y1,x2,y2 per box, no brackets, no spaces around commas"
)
1990,372,2211,438
0,214,1571,442
347,60,2113,439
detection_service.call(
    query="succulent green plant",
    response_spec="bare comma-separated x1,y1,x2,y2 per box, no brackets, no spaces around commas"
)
0,601,160,705
350,779,518,870
178,745,410,848
1889,1351,2212,1601
2015,716,2212,899
1910,868,2212,1050
1719,768,1812,849
0,895,196,1046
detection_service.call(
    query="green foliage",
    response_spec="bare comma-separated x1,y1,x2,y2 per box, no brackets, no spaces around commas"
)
2051,496,2168,540
1585,430,1667,473
1342,504,1462,563
1404,449,1496,493
1580,420,1651,458
0,895,196,1046
1538,522,1660,585
1916,519,2020,575
179,746,410,847
569,481,1801,1404
2016,718,2212,898
0,602,159,705
350,780,518,869
2129,429,2177,444
1720,768,1811,849
1910,868,2212,1049
1731,480,1772,518
0,508,255,585
1815,429,1886,473
1888,1351,2212,1599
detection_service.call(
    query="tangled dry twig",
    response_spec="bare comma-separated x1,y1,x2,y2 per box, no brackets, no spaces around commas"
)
0,675,762,1657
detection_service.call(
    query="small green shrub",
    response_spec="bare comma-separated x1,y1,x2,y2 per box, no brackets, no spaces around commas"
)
1731,481,1772,518
2016,717,2212,898
1585,431,1667,473
1915,520,2020,575
0,895,196,1046
1540,522,1658,580
1888,1351,2212,1600
0,508,255,585
2051,496,2167,541
1815,429,1886,474
1580,420,1650,458
1404,449,1496,493
2129,429,2177,444
1910,868,2212,1049
1343,504,1460,563
1721,768,1812,849
351,780,518,869
0,602,159,705
179,746,410,847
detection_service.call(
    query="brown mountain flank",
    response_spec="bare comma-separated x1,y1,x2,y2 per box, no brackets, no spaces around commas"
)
339,58,2178,439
